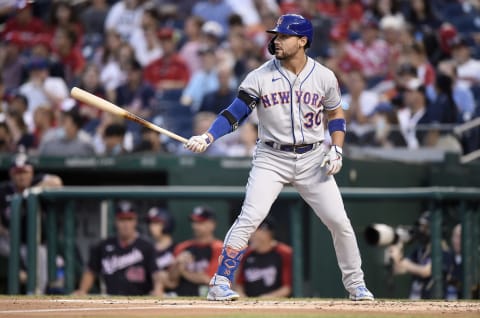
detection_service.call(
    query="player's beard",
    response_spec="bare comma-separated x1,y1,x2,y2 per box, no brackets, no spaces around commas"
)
275,47,300,61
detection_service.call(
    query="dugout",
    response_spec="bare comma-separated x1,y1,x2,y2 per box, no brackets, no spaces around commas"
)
0,152,479,298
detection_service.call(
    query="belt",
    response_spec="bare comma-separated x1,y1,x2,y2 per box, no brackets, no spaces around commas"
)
265,141,319,154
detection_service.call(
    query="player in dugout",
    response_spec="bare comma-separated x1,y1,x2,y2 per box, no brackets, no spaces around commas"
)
74,200,163,296
235,217,292,298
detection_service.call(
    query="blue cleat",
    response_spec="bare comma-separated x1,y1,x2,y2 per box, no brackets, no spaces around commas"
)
207,274,240,301
350,286,374,301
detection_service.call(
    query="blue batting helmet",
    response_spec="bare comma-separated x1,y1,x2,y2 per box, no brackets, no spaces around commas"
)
267,14,313,46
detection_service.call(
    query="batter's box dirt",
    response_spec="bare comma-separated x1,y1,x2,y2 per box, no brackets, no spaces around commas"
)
0,297,479,318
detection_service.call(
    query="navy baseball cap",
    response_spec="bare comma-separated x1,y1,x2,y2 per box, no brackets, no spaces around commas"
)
9,152,33,173
147,207,175,233
115,200,138,219
189,206,216,222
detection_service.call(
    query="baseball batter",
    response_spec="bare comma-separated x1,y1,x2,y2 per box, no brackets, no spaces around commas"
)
185,14,374,301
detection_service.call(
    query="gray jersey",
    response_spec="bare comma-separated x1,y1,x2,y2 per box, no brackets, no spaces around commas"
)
240,57,341,145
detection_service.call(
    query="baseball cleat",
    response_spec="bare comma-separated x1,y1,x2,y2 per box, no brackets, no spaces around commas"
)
206,274,239,301
349,286,374,301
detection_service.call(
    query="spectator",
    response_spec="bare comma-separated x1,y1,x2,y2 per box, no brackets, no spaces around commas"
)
99,123,128,156
0,152,63,293
18,57,69,118
449,36,480,89
236,217,292,298
38,104,95,157
324,26,362,87
180,46,220,112
346,16,389,85
104,0,145,42
0,122,14,153
114,59,155,122
170,206,223,296
74,200,162,296
0,36,23,92
342,69,380,145
75,63,108,126
143,28,190,91
316,0,364,35
388,211,456,299
146,206,177,297
80,0,109,60
5,92,33,133
179,15,205,74
92,112,134,155
199,65,237,114
51,26,86,85
434,61,476,123
47,1,83,48
97,33,133,100
129,5,163,67
297,0,333,59
5,109,34,153
396,77,432,148
133,124,167,153
0,3,48,49
403,42,436,87
379,14,407,78
404,0,442,40
192,0,233,35
32,105,55,149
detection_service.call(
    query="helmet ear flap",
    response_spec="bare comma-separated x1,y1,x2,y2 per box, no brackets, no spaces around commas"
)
268,35,277,55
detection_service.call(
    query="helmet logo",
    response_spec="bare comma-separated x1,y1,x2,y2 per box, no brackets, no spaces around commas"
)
276,16,284,27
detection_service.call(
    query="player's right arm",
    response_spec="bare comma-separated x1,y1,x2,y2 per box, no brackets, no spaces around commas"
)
73,243,101,295
73,270,96,296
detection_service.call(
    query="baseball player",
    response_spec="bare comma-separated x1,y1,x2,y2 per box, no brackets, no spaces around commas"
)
185,14,374,301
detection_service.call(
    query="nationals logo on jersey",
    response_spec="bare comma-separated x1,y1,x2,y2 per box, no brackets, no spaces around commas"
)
101,248,144,275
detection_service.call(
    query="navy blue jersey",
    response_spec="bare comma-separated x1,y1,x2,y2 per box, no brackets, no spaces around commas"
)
88,236,158,295
237,242,292,297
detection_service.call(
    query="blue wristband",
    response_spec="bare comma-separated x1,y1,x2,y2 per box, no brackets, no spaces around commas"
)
328,118,346,135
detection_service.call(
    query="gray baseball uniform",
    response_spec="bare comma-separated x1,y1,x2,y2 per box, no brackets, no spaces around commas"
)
222,57,365,293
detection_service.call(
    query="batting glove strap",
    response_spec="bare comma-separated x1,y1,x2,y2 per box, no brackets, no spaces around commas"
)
320,146,343,175
185,134,212,153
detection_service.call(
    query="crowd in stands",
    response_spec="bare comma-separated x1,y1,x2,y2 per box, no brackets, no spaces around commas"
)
0,0,479,157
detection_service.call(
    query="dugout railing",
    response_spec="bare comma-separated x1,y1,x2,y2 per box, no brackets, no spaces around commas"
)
6,186,480,299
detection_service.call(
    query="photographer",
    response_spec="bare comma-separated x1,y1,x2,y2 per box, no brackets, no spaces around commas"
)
387,212,456,299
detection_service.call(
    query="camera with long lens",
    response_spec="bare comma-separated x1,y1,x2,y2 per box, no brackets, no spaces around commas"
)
364,223,416,247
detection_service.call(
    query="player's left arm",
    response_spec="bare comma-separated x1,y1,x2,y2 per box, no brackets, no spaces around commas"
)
326,106,346,148
321,106,346,175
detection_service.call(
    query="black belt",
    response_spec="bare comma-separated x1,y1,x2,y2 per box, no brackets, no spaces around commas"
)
265,141,318,154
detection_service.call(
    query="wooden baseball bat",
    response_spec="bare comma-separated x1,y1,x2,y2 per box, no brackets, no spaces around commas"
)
70,87,188,144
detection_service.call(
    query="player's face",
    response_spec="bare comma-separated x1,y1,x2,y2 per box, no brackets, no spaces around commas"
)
272,34,307,60
191,220,215,239
116,217,137,240
149,222,164,239
10,166,34,191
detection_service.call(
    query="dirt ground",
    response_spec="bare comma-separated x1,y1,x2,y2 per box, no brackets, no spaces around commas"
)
0,297,479,318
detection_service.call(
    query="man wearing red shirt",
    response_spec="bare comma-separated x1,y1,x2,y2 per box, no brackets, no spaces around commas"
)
1,3,48,49
143,28,190,91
